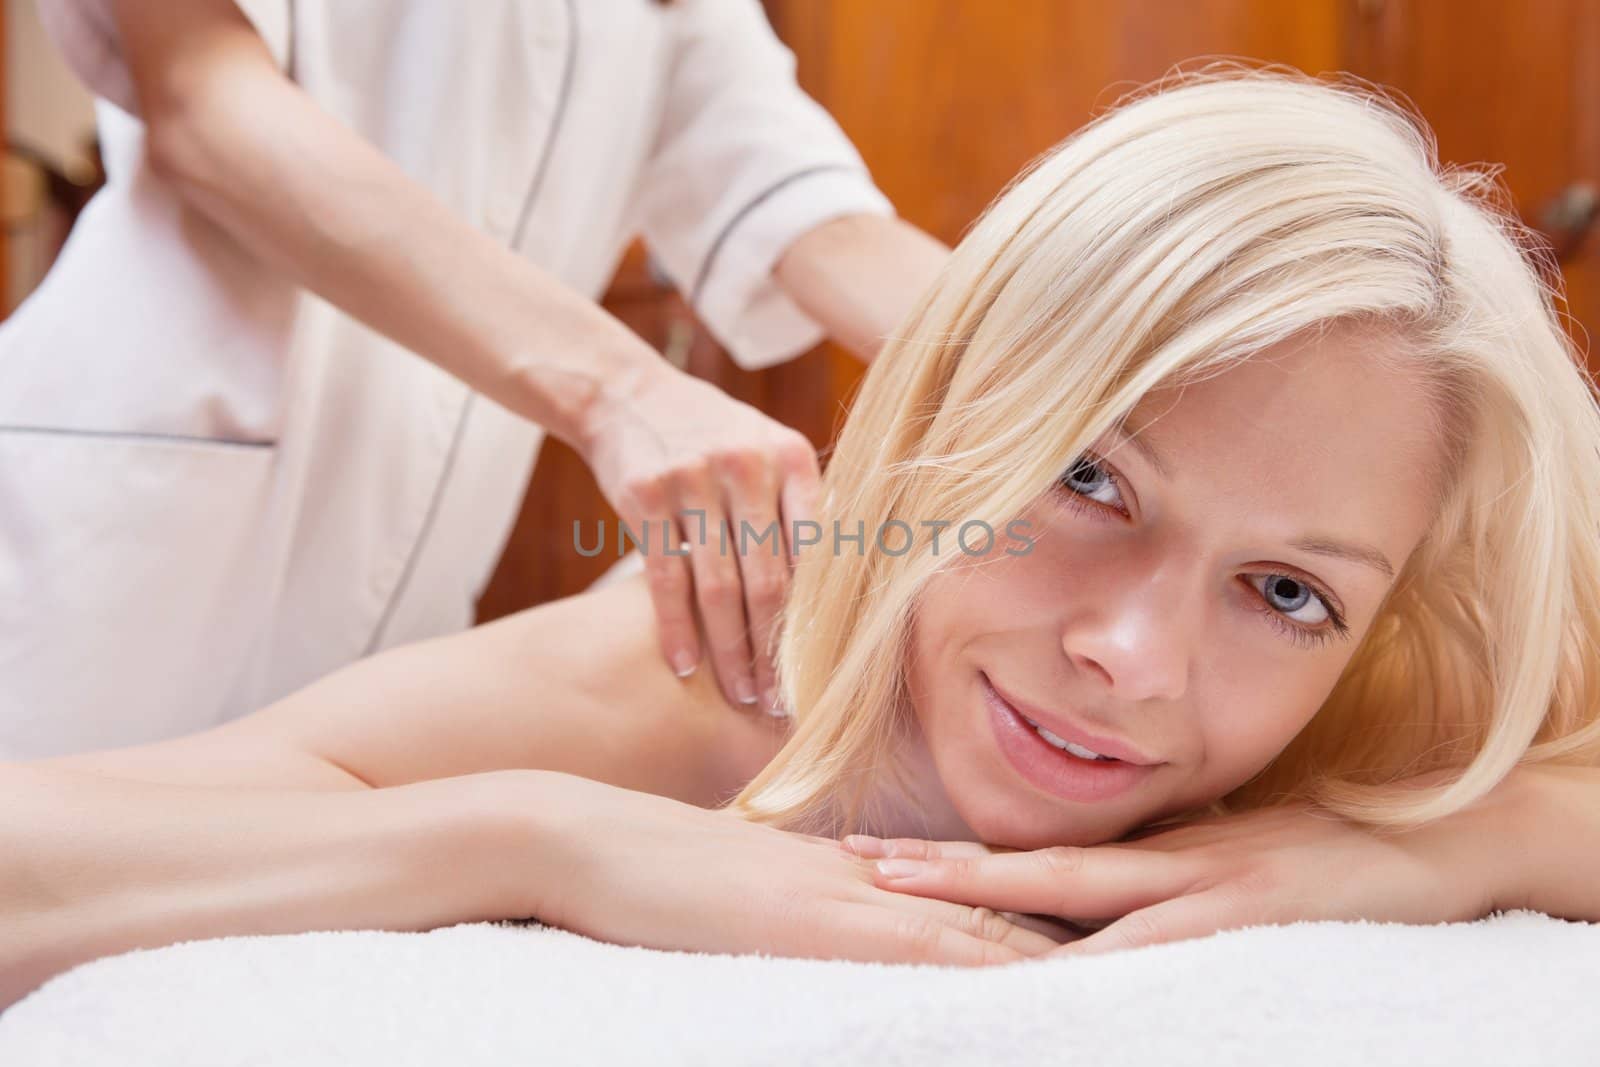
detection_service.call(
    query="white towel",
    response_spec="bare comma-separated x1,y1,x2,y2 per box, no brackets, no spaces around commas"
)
2,910,1594,1066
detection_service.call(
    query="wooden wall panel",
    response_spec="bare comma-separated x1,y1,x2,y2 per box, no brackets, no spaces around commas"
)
769,0,1344,245
1350,0,1599,364
1,3,8,306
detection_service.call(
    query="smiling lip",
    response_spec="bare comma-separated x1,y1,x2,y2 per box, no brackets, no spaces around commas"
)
981,672,1160,804
984,675,1160,766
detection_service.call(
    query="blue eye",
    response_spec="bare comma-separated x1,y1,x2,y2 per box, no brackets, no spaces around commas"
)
1251,574,1331,626
1060,456,1125,510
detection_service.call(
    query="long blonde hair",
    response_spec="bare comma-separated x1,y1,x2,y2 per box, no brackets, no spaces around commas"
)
735,67,1600,835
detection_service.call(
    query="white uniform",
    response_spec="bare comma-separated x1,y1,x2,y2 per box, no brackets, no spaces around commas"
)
0,0,892,758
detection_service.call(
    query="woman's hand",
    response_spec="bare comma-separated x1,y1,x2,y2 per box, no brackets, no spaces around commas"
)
579,363,821,716
842,781,1524,957
525,772,1059,966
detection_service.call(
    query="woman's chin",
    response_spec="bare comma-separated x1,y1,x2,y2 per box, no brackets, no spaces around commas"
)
928,723,1156,849
946,780,1138,850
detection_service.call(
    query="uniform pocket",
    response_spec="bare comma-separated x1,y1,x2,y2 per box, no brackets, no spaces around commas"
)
0,429,278,758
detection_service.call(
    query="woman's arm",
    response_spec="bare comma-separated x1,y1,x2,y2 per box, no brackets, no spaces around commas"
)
1494,762,1600,922
0,763,1055,1010
843,762,1595,956
0,577,689,1005
0,577,1053,1005
0,577,738,1003
0,765,542,1008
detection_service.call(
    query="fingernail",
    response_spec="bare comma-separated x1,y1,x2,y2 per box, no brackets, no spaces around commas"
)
671,651,697,678
876,859,926,880
842,835,886,858
761,686,790,718
735,678,758,705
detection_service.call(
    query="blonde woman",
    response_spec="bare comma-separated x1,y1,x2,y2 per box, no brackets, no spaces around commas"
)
6,69,1600,1008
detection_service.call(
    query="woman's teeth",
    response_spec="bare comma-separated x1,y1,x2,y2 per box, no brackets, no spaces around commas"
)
1022,716,1116,761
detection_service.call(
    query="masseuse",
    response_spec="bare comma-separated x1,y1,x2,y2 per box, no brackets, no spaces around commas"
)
0,0,949,758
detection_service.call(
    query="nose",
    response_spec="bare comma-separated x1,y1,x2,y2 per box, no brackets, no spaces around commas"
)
1059,568,1192,703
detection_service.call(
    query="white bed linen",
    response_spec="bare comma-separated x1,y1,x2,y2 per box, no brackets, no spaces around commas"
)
2,910,1593,1066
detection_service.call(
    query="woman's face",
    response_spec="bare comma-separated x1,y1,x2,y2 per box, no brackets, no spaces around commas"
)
905,325,1447,849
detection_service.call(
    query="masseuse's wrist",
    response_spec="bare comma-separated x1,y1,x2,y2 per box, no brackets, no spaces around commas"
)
567,348,682,465
494,317,671,459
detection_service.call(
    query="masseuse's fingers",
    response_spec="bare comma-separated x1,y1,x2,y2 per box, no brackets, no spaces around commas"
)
777,437,822,562
866,843,1206,921
631,489,700,679
720,448,789,716
677,475,757,710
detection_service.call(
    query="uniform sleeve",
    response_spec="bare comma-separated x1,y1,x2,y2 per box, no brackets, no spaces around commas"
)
633,0,895,372
37,0,293,117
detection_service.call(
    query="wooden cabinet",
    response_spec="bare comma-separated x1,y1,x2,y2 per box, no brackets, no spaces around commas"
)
478,0,1600,620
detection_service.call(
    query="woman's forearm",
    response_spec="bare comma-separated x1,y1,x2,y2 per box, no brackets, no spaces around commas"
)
0,765,545,1009
115,0,663,452
1498,762,1600,921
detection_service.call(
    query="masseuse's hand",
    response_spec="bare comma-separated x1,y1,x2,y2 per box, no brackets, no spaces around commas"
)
530,772,1059,966
841,774,1524,957
579,361,821,715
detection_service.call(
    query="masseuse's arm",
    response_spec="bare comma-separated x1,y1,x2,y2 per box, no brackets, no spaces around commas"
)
775,213,951,360
0,577,1051,1007
108,0,842,712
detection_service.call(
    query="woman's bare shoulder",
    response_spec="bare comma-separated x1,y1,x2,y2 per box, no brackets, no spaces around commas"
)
508,573,790,803
237,572,787,806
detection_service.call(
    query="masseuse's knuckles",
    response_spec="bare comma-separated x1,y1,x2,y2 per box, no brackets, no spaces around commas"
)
672,441,779,495
769,430,820,481
705,444,774,489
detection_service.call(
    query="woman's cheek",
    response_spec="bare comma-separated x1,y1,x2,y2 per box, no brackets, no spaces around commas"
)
1198,685,1319,785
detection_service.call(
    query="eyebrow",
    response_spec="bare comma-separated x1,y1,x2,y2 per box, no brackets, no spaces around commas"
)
1106,423,1172,479
1105,423,1395,581
1287,537,1396,581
